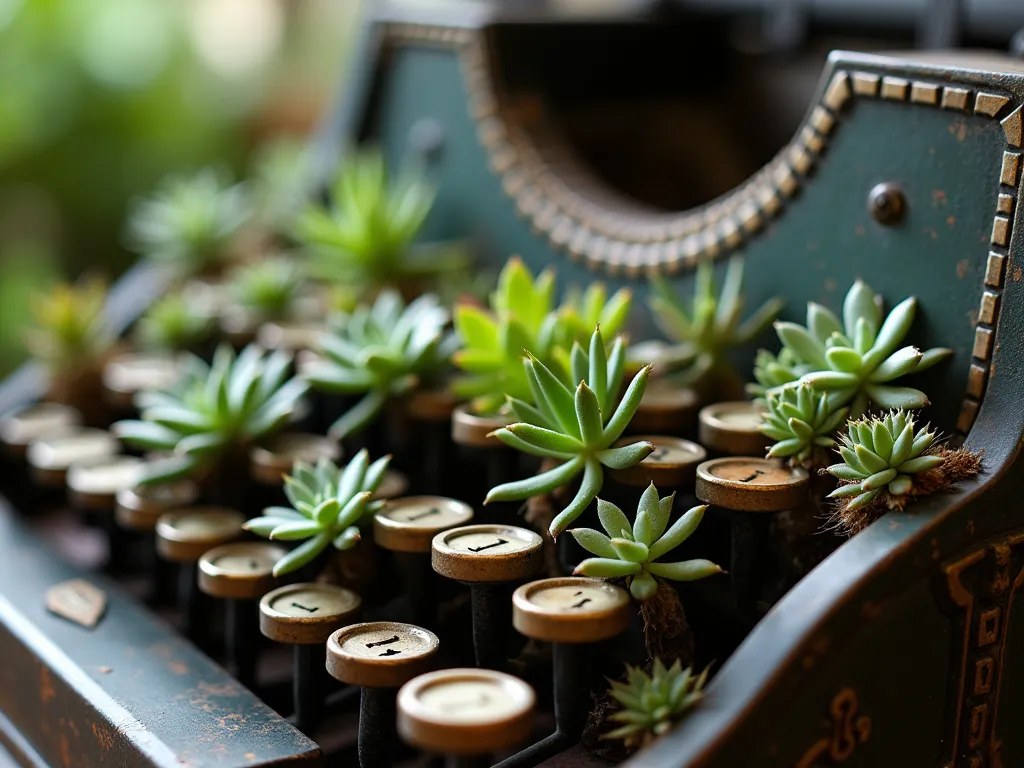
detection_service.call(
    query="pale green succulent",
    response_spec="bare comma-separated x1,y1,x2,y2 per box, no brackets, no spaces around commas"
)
485,327,654,537
557,282,632,351
760,382,847,468
249,137,313,235
304,290,450,439
748,347,810,400
604,659,708,750
135,293,213,352
244,451,390,576
227,256,304,321
768,281,951,416
113,345,308,485
827,410,942,512
572,484,721,600
126,168,251,272
645,257,783,385
26,278,112,369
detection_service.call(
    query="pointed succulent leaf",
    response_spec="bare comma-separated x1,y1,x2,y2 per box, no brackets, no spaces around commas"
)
629,572,659,601
550,459,603,537
486,457,583,504
570,528,618,558
648,505,707,562
646,559,723,581
596,441,654,470
633,483,666,546
597,498,634,540
272,532,332,577
574,558,642,579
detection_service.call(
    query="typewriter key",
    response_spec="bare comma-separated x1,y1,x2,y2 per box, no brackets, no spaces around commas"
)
628,378,700,435
407,386,458,495
372,468,408,501
698,401,770,456
451,406,507,449
102,352,181,411
327,621,440,768
432,525,543,669
256,320,327,352
451,406,516,505
200,542,286,689
0,402,81,458
696,457,809,613
26,427,119,487
261,582,362,732
608,434,706,489
115,480,200,532
249,432,342,486
66,455,146,511
397,668,535,760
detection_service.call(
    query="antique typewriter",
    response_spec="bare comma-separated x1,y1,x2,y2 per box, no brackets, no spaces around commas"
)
3,0,1024,766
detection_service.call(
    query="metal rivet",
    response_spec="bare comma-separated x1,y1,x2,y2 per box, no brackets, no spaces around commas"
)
868,182,905,225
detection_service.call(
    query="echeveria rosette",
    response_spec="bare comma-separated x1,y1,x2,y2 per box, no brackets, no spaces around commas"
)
760,382,848,468
227,256,305,321
485,327,654,537
748,347,810,401
556,282,632,354
135,293,212,353
572,484,722,600
26,278,113,370
604,659,708,750
770,281,951,416
304,290,449,439
244,450,390,576
113,344,308,485
826,410,942,512
643,257,783,386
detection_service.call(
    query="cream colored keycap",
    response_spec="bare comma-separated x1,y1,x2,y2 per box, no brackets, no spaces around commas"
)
373,469,409,501
260,582,361,644
374,496,474,553
398,668,535,755
155,507,245,563
695,456,809,512
0,403,81,457
609,434,707,488
629,378,700,434
249,432,342,486
432,524,543,583
27,427,120,486
198,542,286,599
512,577,630,644
698,401,770,456
115,479,199,532
327,621,439,688
103,352,182,409
67,455,146,510
450,405,507,448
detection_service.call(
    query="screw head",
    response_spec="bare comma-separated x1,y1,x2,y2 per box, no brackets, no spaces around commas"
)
868,182,905,225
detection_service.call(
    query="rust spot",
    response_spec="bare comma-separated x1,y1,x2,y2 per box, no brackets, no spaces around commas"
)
932,190,948,206
810,636,830,655
92,723,115,752
149,644,173,658
957,259,969,278
1014,266,1022,282
947,215,956,227
40,667,56,703
58,734,71,768
968,519,976,537
168,661,189,675
948,119,968,142
245,754,257,763
923,227,939,240
854,224,865,236
802,655,815,670
825,277,837,292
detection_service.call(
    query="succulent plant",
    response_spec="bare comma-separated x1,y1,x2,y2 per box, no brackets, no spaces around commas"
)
572,484,722,600
25,278,112,369
604,659,708,750
304,290,450,439
294,147,467,293
485,327,654,537
113,344,308,485
748,347,809,400
125,168,251,273
227,256,304,321
134,293,213,352
644,257,783,386
557,282,632,350
452,257,563,414
244,450,390,576
766,281,951,416
760,382,848,468
826,410,942,512
249,137,313,235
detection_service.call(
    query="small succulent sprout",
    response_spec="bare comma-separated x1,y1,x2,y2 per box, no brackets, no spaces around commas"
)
227,256,304,321
244,450,390,576
294,147,467,293
557,282,632,350
453,256,563,414
748,346,809,400
604,659,708,750
135,293,213,352
770,280,951,416
113,344,309,485
485,326,654,537
125,168,251,272
572,484,722,600
26,278,112,369
645,257,783,385
304,290,449,439
760,382,848,468
827,410,942,512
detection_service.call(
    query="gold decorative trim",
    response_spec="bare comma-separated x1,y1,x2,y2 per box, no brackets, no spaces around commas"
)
381,24,1018,436
795,688,871,768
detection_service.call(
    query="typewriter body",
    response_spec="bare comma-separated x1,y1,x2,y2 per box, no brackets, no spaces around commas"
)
3,0,1024,766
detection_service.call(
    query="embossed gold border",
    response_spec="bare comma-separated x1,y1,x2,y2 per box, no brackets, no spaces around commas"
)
381,23,1019,435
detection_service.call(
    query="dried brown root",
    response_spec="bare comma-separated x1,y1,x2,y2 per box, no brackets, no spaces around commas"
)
582,690,636,762
640,582,694,668
524,459,570,577
828,447,983,536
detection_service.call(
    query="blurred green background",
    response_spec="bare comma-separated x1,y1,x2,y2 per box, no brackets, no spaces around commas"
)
0,0,360,376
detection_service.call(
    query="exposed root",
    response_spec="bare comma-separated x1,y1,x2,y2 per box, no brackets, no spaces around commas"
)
827,447,983,536
640,583,694,668
582,690,635,762
524,459,570,576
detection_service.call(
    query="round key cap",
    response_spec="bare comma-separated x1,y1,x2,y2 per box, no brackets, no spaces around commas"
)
327,621,440,688
66,455,146,510
198,542,286,599
608,435,707,488
698,401,770,456
260,582,362,644
27,427,119,487
451,405,507,448
696,457,809,512
155,507,245,563
256,320,327,352
103,352,181,410
374,469,409,501
374,496,474,553
115,479,200,532
406,387,458,423
432,524,543,583
629,378,700,434
398,668,536,756
512,577,630,644
249,432,342,486
0,403,81,457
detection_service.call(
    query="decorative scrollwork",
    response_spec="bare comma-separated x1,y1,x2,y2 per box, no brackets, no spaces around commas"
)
795,688,871,768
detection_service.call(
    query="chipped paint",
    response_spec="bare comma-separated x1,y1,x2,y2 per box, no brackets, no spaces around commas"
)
957,259,969,278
